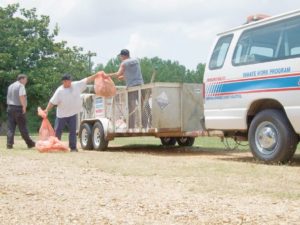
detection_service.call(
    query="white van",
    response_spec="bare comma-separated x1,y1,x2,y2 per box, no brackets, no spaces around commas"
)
204,10,300,162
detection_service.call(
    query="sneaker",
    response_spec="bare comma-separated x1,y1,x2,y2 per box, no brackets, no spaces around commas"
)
27,142,36,149
70,149,78,152
7,145,13,149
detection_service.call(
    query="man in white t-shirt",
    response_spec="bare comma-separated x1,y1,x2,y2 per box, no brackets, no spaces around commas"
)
44,73,98,152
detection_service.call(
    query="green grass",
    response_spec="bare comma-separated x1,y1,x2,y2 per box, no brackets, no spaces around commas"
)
2,134,300,153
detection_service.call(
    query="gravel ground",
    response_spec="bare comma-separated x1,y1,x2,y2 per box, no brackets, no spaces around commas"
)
0,143,300,225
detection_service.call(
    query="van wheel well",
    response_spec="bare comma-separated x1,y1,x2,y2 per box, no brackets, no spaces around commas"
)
247,99,285,128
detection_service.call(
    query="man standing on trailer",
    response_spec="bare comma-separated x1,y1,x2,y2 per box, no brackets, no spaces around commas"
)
107,49,144,129
44,73,98,152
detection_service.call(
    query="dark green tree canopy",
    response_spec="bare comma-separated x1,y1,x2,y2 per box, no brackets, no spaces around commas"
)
0,4,91,127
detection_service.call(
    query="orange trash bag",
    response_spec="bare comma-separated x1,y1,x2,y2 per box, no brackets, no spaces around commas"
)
36,107,69,153
94,71,116,97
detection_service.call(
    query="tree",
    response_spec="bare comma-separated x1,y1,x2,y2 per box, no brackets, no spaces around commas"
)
0,4,91,132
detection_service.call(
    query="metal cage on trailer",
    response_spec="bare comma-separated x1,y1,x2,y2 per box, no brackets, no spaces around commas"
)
78,82,205,151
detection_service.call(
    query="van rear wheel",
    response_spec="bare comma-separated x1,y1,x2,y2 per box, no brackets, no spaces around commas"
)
248,109,298,163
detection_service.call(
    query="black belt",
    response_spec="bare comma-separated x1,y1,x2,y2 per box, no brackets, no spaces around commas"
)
8,105,22,108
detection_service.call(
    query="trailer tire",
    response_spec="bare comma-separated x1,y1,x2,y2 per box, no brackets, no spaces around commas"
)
248,109,298,163
160,137,176,146
79,123,93,150
176,137,195,146
92,121,108,151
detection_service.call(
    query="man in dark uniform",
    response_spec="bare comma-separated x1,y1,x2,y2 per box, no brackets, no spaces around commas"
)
6,74,35,149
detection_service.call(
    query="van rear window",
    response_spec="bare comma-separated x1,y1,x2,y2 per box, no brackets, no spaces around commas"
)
232,16,300,66
209,34,233,70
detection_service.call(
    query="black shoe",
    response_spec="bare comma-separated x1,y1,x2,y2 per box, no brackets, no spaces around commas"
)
7,145,13,149
27,142,36,149
70,149,78,152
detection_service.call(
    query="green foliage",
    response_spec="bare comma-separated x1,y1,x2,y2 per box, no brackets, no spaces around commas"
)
138,57,205,84
0,4,90,131
100,56,205,85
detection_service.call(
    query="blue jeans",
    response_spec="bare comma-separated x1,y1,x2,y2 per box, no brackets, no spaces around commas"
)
55,114,77,149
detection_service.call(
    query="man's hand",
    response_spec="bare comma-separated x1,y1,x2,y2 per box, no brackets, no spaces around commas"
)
118,75,124,80
22,106,26,114
45,102,54,114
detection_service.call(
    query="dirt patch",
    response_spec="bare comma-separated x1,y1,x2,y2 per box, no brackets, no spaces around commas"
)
0,144,300,225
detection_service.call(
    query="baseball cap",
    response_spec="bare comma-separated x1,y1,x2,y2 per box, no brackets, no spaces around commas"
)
119,49,130,56
61,73,72,81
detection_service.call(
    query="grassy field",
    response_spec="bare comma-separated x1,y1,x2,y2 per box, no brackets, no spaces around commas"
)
1,135,300,224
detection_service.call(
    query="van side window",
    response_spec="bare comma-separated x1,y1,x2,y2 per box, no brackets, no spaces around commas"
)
233,16,300,66
209,35,233,70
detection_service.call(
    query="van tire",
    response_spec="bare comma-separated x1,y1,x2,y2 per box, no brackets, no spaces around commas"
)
79,123,93,150
160,137,176,146
248,109,298,163
176,137,195,146
92,122,108,151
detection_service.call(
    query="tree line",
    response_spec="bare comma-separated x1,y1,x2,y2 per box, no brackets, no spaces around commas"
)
0,4,205,133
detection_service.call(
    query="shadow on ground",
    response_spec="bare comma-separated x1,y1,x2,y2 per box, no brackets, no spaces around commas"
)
105,144,300,167
107,144,237,156
218,152,300,167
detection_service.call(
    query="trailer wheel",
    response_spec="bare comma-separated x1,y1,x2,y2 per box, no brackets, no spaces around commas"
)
176,137,195,146
79,123,93,150
160,137,176,146
248,109,298,163
92,121,108,151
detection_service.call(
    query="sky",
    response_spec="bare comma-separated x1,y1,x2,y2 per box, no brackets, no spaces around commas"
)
2,0,300,70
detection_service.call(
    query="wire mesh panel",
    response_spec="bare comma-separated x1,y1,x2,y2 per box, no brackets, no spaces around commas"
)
111,87,153,133
141,88,152,129
113,91,128,132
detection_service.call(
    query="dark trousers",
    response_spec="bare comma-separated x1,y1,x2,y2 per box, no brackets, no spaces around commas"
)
55,114,77,149
128,91,138,129
7,105,35,147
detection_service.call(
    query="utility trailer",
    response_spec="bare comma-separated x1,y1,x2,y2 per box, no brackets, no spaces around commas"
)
78,82,205,150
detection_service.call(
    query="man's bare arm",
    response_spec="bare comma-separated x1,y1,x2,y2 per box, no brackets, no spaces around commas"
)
19,95,26,114
86,73,99,83
106,64,125,78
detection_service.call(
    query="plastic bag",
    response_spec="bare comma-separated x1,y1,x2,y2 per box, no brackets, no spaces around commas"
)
36,107,69,153
94,71,116,97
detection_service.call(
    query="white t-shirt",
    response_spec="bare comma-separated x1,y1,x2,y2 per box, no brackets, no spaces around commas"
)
50,78,87,118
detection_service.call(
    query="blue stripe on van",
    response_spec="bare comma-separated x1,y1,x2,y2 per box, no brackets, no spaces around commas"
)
206,75,300,96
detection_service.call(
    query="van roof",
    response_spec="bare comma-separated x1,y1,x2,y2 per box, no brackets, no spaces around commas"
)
218,9,300,36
